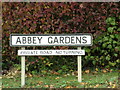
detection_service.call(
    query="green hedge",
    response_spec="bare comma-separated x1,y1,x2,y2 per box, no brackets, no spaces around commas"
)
83,16,120,69
2,2,119,73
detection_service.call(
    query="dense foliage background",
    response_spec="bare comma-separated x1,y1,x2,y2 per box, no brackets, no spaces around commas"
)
2,2,120,74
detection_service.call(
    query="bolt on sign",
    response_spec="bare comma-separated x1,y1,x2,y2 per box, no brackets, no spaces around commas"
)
10,34,93,87
18,50,85,56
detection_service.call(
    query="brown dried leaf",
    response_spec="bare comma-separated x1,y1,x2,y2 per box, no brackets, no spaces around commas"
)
94,84,100,88
102,69,107,73
37,81,43,85
85,70,90,74
44,85,49,88
55,77,60,79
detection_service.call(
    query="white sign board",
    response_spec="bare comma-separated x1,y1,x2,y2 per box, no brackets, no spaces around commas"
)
18,50,85,56
10,34,92,46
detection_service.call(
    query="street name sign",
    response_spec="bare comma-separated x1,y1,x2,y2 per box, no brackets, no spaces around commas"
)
10,34,92,46
10,33,93,87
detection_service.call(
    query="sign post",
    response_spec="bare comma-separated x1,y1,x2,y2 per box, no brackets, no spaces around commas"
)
21,47,25,87
10,34,92,87
77,47,82,82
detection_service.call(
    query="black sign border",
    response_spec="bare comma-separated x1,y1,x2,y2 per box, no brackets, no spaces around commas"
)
10,33,93,47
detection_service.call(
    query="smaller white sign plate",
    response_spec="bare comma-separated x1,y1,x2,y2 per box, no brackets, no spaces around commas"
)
18,50,85,56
